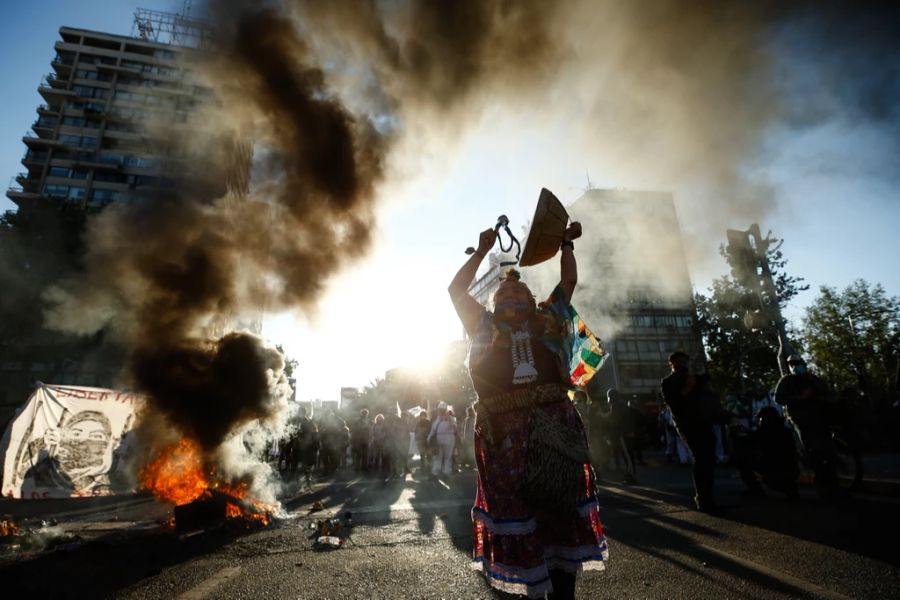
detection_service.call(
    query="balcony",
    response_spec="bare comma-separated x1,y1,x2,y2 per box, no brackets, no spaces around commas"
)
22,132,64,148
51,56,74,77
15,171,36,187
6,178,40,204
38,83,74,103
22,131,63,148
22,150,49,165
32,119,58,135
36,103,60,115
42,72,67,89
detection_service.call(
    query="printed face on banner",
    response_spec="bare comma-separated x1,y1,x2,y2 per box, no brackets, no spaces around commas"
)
2,386,143,499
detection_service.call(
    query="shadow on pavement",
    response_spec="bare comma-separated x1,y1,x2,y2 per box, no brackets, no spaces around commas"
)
0,523,263,599
282,467,476,555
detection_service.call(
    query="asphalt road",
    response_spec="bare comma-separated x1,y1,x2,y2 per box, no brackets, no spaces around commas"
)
3,458,899,599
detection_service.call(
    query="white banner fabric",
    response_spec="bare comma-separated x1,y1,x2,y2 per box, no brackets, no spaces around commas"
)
1,384,144,499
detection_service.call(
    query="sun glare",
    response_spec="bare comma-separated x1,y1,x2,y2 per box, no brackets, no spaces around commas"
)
264,251,464,400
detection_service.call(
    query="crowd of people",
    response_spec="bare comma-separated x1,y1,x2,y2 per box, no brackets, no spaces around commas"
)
270,402,479,487
272,346,853,515
565,343,859,516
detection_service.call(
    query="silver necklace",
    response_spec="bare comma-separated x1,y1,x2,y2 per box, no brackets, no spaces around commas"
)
510,326,538,385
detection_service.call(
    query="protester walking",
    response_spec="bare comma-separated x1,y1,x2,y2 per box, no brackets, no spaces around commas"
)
660,352,719,512
448,221,608,599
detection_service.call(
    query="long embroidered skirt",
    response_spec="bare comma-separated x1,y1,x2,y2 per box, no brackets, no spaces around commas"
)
471,398,608,598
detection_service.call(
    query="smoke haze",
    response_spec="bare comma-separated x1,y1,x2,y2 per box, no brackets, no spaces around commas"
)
36,0,900,492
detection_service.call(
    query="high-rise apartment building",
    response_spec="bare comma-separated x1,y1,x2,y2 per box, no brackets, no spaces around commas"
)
7,15,210,212
0,13,220,425
469,188,704,405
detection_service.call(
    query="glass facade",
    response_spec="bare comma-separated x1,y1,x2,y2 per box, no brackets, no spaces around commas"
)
8,26,205,212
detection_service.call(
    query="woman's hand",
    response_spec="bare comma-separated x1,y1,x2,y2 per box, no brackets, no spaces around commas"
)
564,221,582,242
477,228,498,255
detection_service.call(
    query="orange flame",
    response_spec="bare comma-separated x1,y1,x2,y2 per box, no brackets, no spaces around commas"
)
141,438,271,525
140,438,210,505
1,516,18,537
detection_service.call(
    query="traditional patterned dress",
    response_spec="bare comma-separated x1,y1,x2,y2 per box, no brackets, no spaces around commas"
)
469,285,609,598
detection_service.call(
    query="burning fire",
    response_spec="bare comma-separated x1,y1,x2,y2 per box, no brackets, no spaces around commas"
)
1,516,18,538
141,438,271,525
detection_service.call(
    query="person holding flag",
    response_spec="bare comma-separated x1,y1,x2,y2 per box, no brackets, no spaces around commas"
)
448,220,608,599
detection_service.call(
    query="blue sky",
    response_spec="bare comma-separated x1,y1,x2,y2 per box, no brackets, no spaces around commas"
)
2,3,898,400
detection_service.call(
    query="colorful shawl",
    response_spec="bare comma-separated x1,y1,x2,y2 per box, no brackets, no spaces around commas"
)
469,285,608,388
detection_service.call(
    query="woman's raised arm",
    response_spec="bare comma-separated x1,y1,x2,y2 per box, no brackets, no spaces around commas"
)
559,222,581,301
449,228,497,335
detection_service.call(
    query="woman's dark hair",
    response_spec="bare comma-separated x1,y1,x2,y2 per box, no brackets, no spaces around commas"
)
501,268,521,281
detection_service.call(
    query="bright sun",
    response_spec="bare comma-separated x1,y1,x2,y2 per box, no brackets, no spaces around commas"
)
264,252,464,400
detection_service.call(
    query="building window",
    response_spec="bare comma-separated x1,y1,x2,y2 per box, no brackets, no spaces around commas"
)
74,69,112,82
114,90,146,104
630,314,695,329
79,54,117,66
675,315,693,328
94,171,127,183
73,85,108,100
120,60,148,71
93,152,121,164
59,134,97,148
639,340,658,353
43,184,69,198
90,189,124,203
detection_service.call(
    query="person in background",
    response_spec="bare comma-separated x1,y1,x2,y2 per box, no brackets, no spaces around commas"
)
351,409,371,472
414,411,432,473
660,352,718,512
388,407,410,479
607,389,637,484
626,398,648,467
370,414,387,475
737,406,800,499
427,401,457,480
775,353,839,496
297,407,318,489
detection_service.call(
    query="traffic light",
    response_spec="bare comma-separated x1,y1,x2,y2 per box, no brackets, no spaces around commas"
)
725,229,759,290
